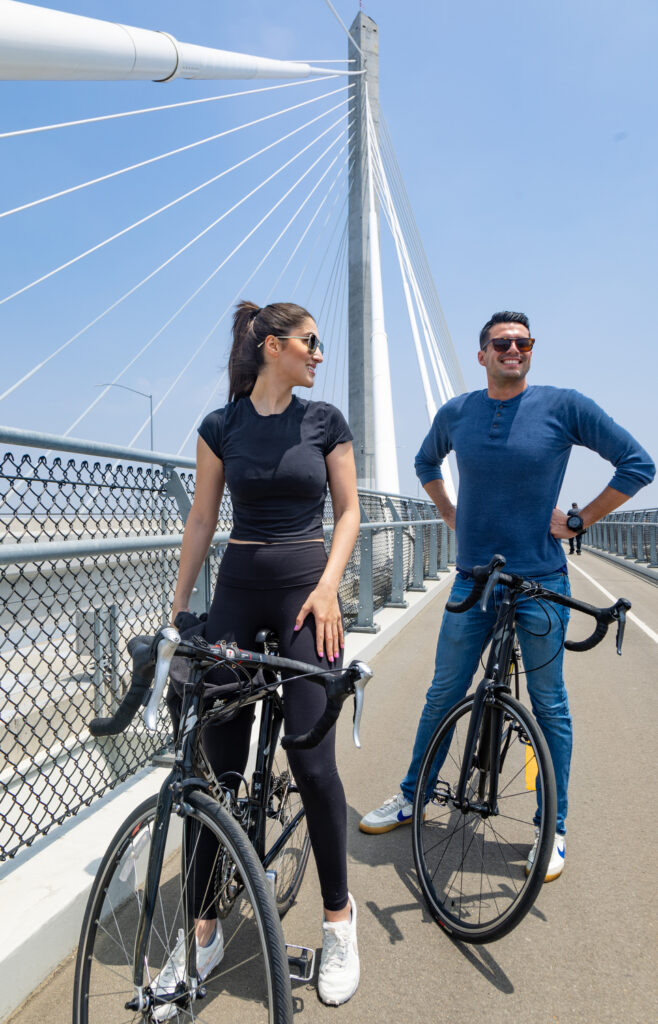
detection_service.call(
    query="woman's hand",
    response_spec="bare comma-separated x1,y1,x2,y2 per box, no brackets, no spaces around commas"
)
294,580,343,662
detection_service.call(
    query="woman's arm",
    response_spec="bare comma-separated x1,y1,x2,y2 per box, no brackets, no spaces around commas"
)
170,436,225,624
294,441,360,661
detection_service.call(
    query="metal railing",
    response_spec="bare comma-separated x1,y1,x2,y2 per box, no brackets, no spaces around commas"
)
583,509,658,567
0,426,454,860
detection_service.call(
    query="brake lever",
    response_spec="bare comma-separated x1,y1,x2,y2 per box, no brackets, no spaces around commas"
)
615,609,626,656
351,661,373,748
480,571,500,613
143,626,181,730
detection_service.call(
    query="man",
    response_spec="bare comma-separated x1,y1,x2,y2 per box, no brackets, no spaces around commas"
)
359,311,655,881
567,502,583,554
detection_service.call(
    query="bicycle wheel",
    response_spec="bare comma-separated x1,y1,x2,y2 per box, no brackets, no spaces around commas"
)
74,790,293,1024
412,692,556,943
262,747,311,916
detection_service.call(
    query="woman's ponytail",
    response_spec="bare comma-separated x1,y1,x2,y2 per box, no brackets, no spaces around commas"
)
227,300,313,401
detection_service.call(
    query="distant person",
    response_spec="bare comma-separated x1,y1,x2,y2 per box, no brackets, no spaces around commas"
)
567,502,583,554
166,301,361,1008
359,311,654,884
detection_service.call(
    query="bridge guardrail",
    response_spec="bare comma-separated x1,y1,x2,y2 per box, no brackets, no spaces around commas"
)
0,427,454,860
582,509,658,567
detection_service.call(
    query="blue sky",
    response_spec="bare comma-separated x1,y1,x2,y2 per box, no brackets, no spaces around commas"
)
1,0,656,507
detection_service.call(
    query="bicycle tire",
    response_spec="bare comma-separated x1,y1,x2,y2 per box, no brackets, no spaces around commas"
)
412,692,556,943
262,747,311,916
73,790,293,1024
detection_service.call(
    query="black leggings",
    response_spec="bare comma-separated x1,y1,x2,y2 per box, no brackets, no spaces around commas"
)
194,541,348,914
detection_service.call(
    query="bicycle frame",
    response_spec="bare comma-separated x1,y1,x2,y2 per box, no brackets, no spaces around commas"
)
454,587,519,815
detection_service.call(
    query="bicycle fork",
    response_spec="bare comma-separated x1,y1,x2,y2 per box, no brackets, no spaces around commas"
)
126,698,205,1014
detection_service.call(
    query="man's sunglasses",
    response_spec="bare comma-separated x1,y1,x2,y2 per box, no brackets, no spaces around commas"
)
278,333,324,355
482,337,535,353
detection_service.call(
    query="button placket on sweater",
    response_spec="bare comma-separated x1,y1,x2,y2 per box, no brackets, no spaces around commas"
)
490,403,504,439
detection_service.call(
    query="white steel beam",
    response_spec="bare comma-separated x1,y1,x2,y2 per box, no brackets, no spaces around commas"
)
0,1,345,81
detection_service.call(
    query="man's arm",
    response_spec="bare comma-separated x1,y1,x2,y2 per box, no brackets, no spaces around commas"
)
550,485,635,539
423,478,456,531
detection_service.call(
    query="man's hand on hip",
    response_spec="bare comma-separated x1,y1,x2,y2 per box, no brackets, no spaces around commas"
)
550,506,578,539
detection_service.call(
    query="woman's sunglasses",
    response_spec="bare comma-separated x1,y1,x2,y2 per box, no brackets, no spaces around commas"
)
278,333,324,355
483,337,535,353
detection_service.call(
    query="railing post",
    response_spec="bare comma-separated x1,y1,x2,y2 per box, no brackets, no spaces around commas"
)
636,521,647,563
353,525,380,633
649,524,658,567
448,526,456,564
409,504,426,592
625,522,634,559
384,498,407,608
427,520,439,579
164,468,211,615
439,522,448,571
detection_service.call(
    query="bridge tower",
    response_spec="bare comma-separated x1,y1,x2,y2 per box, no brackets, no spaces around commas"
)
347,13,398,492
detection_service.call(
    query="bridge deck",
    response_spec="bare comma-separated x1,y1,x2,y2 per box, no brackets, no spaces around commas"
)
7,551,657,1024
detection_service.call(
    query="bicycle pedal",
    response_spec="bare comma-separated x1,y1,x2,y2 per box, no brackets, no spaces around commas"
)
286,944,315,982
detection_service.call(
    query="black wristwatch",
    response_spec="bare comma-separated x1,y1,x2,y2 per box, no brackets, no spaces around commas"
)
566,512,585,533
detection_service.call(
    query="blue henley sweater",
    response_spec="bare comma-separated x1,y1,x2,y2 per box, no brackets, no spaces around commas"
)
414,385,655,576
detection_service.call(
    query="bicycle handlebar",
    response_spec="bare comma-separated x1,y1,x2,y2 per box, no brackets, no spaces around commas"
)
89,630,373,751
445,553,631,656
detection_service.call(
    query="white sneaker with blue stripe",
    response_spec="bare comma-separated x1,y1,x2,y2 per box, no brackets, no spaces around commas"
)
526,828,565,881
359,793,414,834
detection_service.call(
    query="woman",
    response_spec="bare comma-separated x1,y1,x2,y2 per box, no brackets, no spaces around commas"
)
168,300,361,1007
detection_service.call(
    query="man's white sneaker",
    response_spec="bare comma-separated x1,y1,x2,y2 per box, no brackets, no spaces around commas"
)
318,893,359,1006
525,829,565,882
359,793,413,834
152,924,224,1021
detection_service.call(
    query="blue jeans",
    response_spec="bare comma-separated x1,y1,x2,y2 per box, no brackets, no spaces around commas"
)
400,571,572,834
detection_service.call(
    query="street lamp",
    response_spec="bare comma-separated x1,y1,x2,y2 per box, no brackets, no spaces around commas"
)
95,383,154,450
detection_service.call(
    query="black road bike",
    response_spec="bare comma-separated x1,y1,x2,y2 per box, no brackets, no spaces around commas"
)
73,626,372,1024
412,554,630,943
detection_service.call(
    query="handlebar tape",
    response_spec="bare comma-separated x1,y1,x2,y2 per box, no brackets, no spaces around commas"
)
281,699,342,750
446,583,484,614
564,619,609,653
89,637,155,737
281,667,356,749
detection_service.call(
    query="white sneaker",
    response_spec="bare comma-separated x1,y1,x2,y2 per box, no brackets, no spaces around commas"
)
152,924,224,1021
359,793,413,834
526,829,565,882
318,893,360,1006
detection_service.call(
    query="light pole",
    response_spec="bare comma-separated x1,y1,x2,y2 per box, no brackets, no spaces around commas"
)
96,383,154,450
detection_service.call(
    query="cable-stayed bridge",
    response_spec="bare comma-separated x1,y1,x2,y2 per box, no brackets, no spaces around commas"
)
0,5,656,1022
0,1,463,496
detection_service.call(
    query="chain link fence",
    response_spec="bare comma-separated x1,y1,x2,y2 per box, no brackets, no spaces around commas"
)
0,428,452,860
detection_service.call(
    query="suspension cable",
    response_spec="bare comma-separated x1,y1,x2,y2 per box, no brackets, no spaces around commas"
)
0,83,351,221
129,133,352,447
2,102,350,407
0,77,339,140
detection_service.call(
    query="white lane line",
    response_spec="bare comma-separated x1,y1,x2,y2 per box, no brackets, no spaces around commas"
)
569,560,658,645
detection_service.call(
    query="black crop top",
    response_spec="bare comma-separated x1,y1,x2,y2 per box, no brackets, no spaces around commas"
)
198,396,353,542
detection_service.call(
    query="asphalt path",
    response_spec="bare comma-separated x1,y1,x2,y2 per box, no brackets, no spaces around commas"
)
9,550,657,1024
